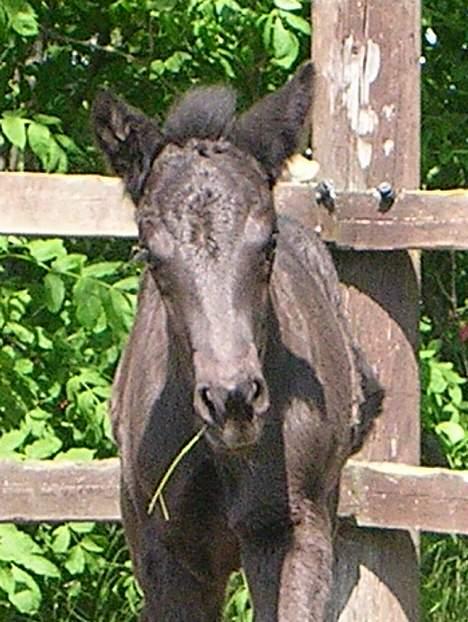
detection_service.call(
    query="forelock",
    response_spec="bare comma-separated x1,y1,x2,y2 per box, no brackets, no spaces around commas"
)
163,86,237,145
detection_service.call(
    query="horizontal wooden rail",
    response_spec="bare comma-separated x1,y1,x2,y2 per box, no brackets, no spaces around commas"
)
1,173,468,250
1,458,467,534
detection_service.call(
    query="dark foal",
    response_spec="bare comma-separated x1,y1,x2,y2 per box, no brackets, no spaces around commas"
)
93,63,383,622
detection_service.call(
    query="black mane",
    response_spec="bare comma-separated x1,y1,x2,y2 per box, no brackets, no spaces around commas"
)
163,86,237,145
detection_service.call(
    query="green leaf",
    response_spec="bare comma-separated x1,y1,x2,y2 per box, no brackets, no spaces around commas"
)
448,384,463,405
52,253,86,273
0,525,42,558
35,327,53,349
32,114,62,127
150,59,165,77
44,273,65,313
51,525,71,554
0,567,15,596
18,554,60,578
274,0,302,10
55,133,82,155
262,12,274,49
14,357,33,375
76,294,103,330
165,51,191,73
428,367,447,394
5,321,35,344
114,276,139,292
272,17,299,65
27,238,66,262
280,11,311,34
68,522,95,534
436,421,466,445
55,447,96,461
65,545,85,575
9,2,38,37
102,288,134,336
80,535,104,553
9,587,41,614
1,116,27,150
82,261,122,278
24,435,62,459
27,122,52,168
0,428,28,454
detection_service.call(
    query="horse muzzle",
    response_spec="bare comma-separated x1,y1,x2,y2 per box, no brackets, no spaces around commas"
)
193,375,270,451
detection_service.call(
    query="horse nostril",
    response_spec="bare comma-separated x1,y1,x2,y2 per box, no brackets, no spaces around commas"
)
195,385,224,425
200,386,212,409
249,377,269,413
252,379,262,401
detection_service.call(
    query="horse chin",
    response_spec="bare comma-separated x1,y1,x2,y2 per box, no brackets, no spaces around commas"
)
205,418,264,454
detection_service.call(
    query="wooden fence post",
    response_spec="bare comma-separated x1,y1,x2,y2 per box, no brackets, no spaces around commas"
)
311,1,421,620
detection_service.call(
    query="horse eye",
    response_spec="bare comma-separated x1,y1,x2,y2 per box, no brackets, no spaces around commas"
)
131,246,150,263
131,245,163,269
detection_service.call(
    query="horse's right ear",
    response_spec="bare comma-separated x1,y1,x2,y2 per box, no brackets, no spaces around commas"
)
92,91,165,203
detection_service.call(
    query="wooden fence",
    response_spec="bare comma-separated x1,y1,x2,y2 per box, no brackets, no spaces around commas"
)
1,0,468,620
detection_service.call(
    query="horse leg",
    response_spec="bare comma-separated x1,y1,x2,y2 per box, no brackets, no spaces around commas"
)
239,499,333,622
121,473,238,622
139,541,220,621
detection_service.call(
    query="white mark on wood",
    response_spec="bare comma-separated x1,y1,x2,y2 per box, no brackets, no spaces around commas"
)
362,40,381,104
357,108,379,135
382,104,396,121
383,139,395,157
390,437,398,459
341,36,381,171
357,137,373,169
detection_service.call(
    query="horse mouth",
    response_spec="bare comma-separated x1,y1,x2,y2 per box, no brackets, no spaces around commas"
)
204,418,264,453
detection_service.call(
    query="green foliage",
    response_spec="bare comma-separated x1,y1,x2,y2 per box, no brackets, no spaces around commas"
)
422,534,468,622
419,1,468,619
0,0,311,175
0,235,138,462
223,572,253,622
0,523,141,620
420,317,468,468
421,1,467,188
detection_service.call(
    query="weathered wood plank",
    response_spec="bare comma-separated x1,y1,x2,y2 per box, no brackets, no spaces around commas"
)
0,172,136,238
340,461,468,534
312,0,422,620
1,458,468,535
1,172,468,250
0,459,120,523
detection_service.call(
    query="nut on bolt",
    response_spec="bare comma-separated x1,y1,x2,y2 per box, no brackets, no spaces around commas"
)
376,182,396,212
315,180,336,212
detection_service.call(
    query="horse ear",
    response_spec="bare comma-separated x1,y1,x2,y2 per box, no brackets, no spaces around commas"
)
231,62,314,182
92,91,165,203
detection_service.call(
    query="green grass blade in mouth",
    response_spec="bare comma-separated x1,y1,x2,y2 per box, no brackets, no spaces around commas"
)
147,425,208,519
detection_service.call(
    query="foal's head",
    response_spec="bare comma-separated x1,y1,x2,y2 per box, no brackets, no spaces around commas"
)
93,63,313,452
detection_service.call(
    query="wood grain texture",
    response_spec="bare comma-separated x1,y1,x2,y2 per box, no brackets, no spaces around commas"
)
0,172,136,238
0,459,120,523
312,0,421,619
1,173,468,249
2,459,468,536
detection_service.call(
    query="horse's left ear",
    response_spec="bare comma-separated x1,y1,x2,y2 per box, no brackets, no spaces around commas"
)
92,91,165,203
231,62,314,182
